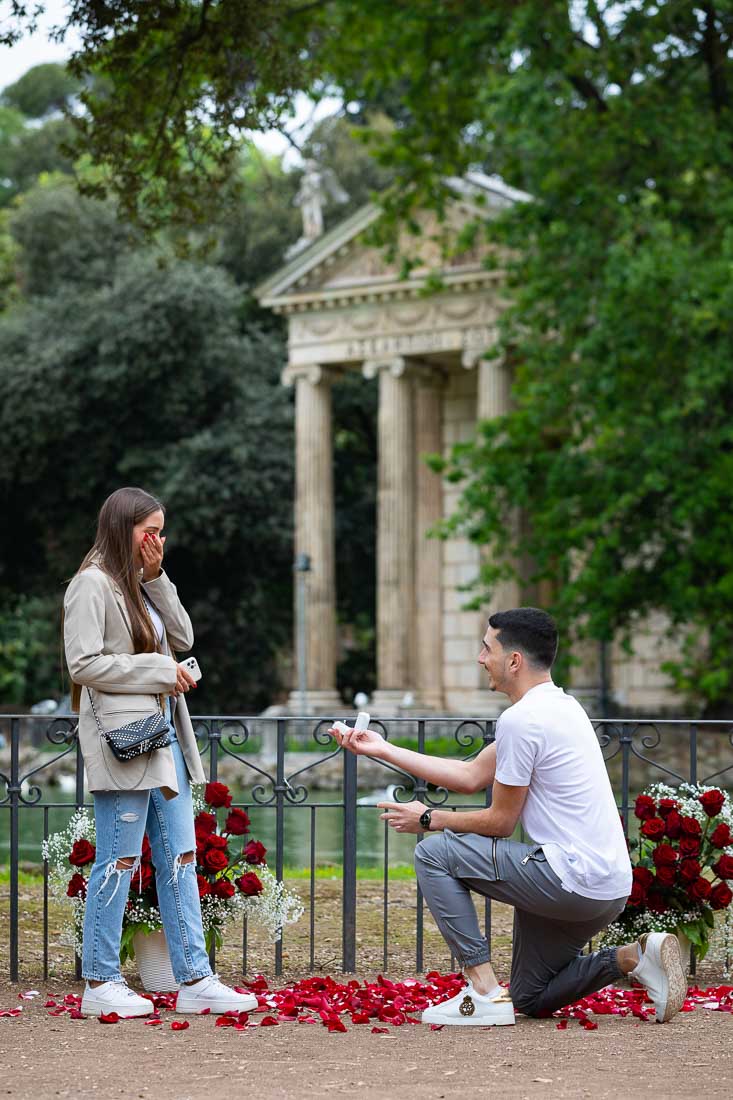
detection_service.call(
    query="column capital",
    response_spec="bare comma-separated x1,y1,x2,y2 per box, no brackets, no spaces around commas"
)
463,348,505,370
282,362,334,387
362,356,407,380
363,356,445,386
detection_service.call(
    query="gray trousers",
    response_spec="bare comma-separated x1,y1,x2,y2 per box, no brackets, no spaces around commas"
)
415,830,628,1017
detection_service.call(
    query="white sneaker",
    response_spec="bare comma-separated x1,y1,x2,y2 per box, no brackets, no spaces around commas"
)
81,980,154,1018
631,932,687,1024
422,981,515,1027
175,973,258,1014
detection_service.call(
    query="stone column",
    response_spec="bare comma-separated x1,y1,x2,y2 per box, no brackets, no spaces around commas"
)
474,351,519,616
284,364,341,713
414,371,445,710
457,350,518,714
363,357,416,713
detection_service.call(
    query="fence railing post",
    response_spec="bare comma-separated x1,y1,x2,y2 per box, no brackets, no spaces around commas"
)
9,718,20,982
342,746,357,972
75,726,84,980
274,718,286,976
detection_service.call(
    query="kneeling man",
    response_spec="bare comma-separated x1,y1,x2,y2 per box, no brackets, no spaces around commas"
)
334,608,686,1026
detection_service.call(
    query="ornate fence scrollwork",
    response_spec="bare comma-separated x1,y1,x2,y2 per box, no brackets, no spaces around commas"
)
2,712,732,981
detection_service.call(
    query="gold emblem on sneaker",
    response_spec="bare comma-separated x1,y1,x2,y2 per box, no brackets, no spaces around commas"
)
459,995,475,1016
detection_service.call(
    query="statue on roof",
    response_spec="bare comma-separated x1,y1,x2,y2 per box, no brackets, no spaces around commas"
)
288,160,349,256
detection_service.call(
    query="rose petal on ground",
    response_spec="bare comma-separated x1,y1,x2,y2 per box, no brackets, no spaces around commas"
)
170,1020,190,1030
260,1016,279,1026
99,1012,120,1024
371,1026,390,1034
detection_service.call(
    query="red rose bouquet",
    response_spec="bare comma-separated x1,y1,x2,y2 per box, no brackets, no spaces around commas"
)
43,783,303,962
601,783,733,960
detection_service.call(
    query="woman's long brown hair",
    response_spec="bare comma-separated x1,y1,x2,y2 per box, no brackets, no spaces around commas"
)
70,487,164,710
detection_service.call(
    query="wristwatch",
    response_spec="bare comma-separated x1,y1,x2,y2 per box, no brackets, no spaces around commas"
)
419,808,433,831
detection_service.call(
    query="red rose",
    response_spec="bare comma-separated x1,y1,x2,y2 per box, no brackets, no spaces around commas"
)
632,866,654,888
680,815,702,838
640,818,665,840
196,874,210,898
634,795,657,821
679,836,701,857
211,879,236,899
699,789,725,818
244,840,267,866
66,872,87,898
69,839,96,867
679,859,702,884
194,812,217,836
204,834,229,851
688,876,712,902
664,811,682,840
646,890,668,913
710,823,732,849
710,882,733,910
652,844,678,868
130,862,154,894
202,848,229,873
235,872,264,896
224,808,251,836
713,855,733,880
141,835,152,861
204,782,232,809
654,865,676,888
628,881,647,907
657,798,679,818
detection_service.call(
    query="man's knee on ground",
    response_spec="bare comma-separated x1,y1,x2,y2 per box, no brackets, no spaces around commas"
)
510,985,543,1017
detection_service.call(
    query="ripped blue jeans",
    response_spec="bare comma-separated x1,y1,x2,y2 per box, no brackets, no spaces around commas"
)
82,740,211,984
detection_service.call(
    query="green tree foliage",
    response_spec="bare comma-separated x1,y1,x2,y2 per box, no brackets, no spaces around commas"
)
1,61,80,118
8,180,139,294
0,184,294,711
18,5,733,704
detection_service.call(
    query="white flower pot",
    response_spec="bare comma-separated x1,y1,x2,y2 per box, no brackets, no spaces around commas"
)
676,930,692,974
133,929,178,992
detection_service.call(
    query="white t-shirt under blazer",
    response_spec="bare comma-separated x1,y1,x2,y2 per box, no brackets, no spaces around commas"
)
495,681,632,901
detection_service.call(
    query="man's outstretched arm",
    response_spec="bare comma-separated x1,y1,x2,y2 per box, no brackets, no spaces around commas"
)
332,724,496,795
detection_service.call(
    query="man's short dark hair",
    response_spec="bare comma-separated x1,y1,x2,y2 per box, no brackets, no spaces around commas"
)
488,608,558,670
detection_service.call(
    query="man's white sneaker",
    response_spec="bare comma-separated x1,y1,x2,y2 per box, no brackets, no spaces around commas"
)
80,980,154,1018
175,973,258,1014
422,981,515,1027
631,932,687,1024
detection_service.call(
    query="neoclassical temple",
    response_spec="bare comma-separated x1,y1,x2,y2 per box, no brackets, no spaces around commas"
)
256,173,681,716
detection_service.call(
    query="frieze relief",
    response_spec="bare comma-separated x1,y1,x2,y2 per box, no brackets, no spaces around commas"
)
288,294,498,357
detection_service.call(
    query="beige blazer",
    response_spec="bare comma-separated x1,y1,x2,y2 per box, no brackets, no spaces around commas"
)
63,564,206,798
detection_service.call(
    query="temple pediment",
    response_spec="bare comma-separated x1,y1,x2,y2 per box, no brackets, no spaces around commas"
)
255,172,530,312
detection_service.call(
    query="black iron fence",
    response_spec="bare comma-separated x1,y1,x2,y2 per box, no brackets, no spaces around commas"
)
2,714,733,982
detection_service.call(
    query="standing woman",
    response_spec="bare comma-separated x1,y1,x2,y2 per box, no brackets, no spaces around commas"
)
64,486,256,1017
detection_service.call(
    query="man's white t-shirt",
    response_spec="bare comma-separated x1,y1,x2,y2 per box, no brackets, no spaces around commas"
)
494,681,632,901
